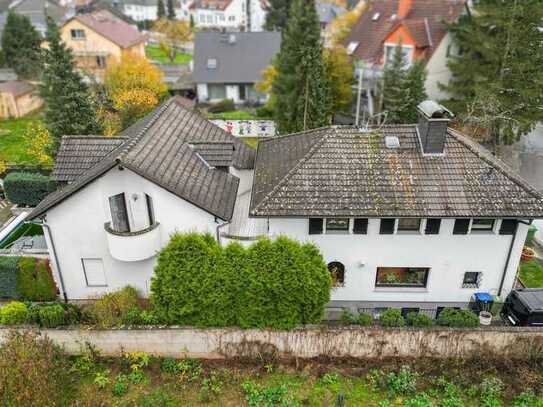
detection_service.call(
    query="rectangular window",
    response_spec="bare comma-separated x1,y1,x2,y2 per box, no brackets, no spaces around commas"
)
108,193,130,233
145,194,155,226
384,44,412,67
499,219,517,235
353,218,368,234
325,218,349,233
208,84,226,100
308,218,323,234
82,258,106,287
471,219,495,233
70,29,86,40
238,84,246,100
453,219,470,235
375,267,429,288
462,271,481,288
380,219,395,234
397,218,421,233
425,218,441,235
96,56,107,68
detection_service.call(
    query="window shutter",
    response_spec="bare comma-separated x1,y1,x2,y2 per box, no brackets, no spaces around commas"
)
308,218,323,234
353,218,368,234
109,193,129,233
425,219,441,235
453,219,470,235
499,219,517,235
379,219,395,234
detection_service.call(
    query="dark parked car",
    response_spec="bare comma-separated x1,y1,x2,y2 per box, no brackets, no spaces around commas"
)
501,289,543,326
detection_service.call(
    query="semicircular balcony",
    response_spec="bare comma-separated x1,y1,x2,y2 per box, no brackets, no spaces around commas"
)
104,222,161,262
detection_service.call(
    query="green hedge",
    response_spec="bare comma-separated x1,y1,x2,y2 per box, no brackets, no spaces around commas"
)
151,233,331,329
0,257,19,299
17,257,57,301
3,172,55,207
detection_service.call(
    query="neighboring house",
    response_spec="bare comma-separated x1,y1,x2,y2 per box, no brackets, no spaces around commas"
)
27,96,256,299
0,80,43,118
247,0,266,31
344,0,465,115
316,1,345,30
60,9,146,80
107,0,191,22
28,98,543,315
190,0,245,30
193,31,280,104
249,101,543,314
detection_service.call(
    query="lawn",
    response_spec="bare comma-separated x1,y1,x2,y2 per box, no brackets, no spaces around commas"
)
0,113,43,164
145,45,192,64
519,258,543,287
207,110,261,120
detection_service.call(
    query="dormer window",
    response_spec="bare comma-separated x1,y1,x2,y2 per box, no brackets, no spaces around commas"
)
384,44,413,67
207,58,217,69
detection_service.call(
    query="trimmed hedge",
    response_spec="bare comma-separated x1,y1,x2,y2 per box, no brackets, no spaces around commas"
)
3,172,55,206
151,233,331,329
16,257,57,301
0,257,19,299
436,308,479,327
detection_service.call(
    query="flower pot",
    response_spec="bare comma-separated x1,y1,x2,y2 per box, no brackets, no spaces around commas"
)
479,311,492,326
521,247,535,262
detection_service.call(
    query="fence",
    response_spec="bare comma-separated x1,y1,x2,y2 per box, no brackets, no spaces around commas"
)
210,120,276,138
1,326,542,359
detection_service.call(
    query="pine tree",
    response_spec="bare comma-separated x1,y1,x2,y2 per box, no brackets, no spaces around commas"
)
442,0,543,150
264,0,291,31
157,0,166,19
40,17,100,156
1,11,42,79
398,60,426,123
272,0,331,133
167,0,175,19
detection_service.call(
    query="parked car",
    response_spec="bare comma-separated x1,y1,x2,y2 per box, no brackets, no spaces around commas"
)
501,289,543,326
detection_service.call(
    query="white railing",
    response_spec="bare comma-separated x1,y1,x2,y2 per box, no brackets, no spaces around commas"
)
210,120,276,138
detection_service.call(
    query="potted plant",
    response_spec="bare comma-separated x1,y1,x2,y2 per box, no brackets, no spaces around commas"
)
479,311,492,326
521,246,536,262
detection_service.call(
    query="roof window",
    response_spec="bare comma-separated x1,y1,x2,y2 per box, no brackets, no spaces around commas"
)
372,12,380,21
207,58,217,69
347,41,359,55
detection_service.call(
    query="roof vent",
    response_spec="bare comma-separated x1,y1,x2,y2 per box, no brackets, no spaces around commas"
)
372,12,380,21
385,136,400,149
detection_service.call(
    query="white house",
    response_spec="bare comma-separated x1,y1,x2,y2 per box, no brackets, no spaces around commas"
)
192,31,280,104
28,98,543,318
190,0,245,29
105,0,191,22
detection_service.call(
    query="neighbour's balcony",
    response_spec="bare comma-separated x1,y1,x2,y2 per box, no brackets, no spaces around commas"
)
104,222,161,262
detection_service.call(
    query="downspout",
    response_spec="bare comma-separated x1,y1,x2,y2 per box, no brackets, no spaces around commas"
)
27,218,68,303
498,219,533,297
216,220,230,247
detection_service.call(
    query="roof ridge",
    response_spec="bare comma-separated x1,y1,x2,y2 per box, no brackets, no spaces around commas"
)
448,128,543,201
252,128,330,214
61,135,127,140
258,125,333,144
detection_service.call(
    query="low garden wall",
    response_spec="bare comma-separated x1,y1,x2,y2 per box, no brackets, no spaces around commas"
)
1,326,542,360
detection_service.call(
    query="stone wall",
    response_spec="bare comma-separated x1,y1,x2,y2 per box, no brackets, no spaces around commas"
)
1,326,543,359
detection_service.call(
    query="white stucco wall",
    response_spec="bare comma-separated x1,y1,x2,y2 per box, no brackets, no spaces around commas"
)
193,0,246,29
267,218,528,306
44,167,222,299
425,33,454,101
122,3,190,21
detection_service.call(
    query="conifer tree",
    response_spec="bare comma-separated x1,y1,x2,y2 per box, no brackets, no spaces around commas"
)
1,11,42,79
442,0,543,150
40,17,100,156
264,0,291,31
167,0,176,19
157,0,166,19
272,0,331,133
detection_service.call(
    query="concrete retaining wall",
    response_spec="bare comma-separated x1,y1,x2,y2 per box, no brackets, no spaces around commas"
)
1,326,543,359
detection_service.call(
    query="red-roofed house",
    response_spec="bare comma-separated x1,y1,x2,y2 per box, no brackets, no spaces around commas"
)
61,10,146,80
344,0,465,110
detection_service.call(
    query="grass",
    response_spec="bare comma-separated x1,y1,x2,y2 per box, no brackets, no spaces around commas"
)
0,113,43,164
239,137,259,149
207,110,261,120
145,45,192,64
519,258,543,288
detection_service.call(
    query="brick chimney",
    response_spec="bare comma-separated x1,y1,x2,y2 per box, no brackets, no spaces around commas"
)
397,0,413,19
416,100,453,155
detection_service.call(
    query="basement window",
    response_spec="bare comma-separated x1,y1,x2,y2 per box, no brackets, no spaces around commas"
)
376,267,430,288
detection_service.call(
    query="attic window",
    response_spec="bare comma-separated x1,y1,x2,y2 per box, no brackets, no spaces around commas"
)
347,41,359,55
207,58,217,69
71,29,86,40
372,12,380,21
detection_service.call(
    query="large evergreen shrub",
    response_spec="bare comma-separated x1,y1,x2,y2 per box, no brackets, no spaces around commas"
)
0,257,19,299
151,233,331,329
3,172,55,207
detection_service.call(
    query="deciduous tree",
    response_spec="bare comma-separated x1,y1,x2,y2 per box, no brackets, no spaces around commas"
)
23,122,53,166
153,18,192,63
324,45,353,114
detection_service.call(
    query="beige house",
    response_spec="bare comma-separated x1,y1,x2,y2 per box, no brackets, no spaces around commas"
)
61,10,146,81
0,81,43,118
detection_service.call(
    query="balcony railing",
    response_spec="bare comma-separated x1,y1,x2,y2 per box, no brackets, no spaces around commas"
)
104,222,161,262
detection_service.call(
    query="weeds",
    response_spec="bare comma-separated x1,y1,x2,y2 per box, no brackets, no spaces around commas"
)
241,381,301,407
386,366,418,396
93,370,110,389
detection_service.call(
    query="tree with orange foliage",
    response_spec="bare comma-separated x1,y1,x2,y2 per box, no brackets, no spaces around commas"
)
103,53,168,131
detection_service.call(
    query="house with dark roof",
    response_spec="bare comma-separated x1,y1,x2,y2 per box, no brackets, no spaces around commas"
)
27,96,259,299
193,31,281,104
60,9,146,81
344,0,465,115
249,101,543,314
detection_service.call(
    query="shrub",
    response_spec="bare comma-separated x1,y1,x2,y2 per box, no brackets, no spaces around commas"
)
379,309,405,327
436,308,479,328
3,172,55,207
137,388,176,406
16,257,57,301
85,286,140,328
0,330,71,406
480,377,503,407
36,304,65,328
0,301,28,324
256,104,274,118
386,366,418,396
151,233,331,329
340,309,356,325
207,99,235,113
406,312,433,327
357,312,373,326
0,257,19,299
29,303,80,327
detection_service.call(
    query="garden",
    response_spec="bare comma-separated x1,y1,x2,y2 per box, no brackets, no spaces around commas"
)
145,45,192,65
0,113,46,165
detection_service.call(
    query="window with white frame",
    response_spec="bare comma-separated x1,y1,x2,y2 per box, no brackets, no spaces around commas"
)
347,41,359,55
96,56,107,68
207,58,217,69
325,218,350,234
82,258,107,287
470,219,495,233
70,29,86,40
384,44,413,67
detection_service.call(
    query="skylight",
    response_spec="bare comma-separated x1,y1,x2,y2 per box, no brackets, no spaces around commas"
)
372,12,380,21
207,58,217,69
347,41,359,55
